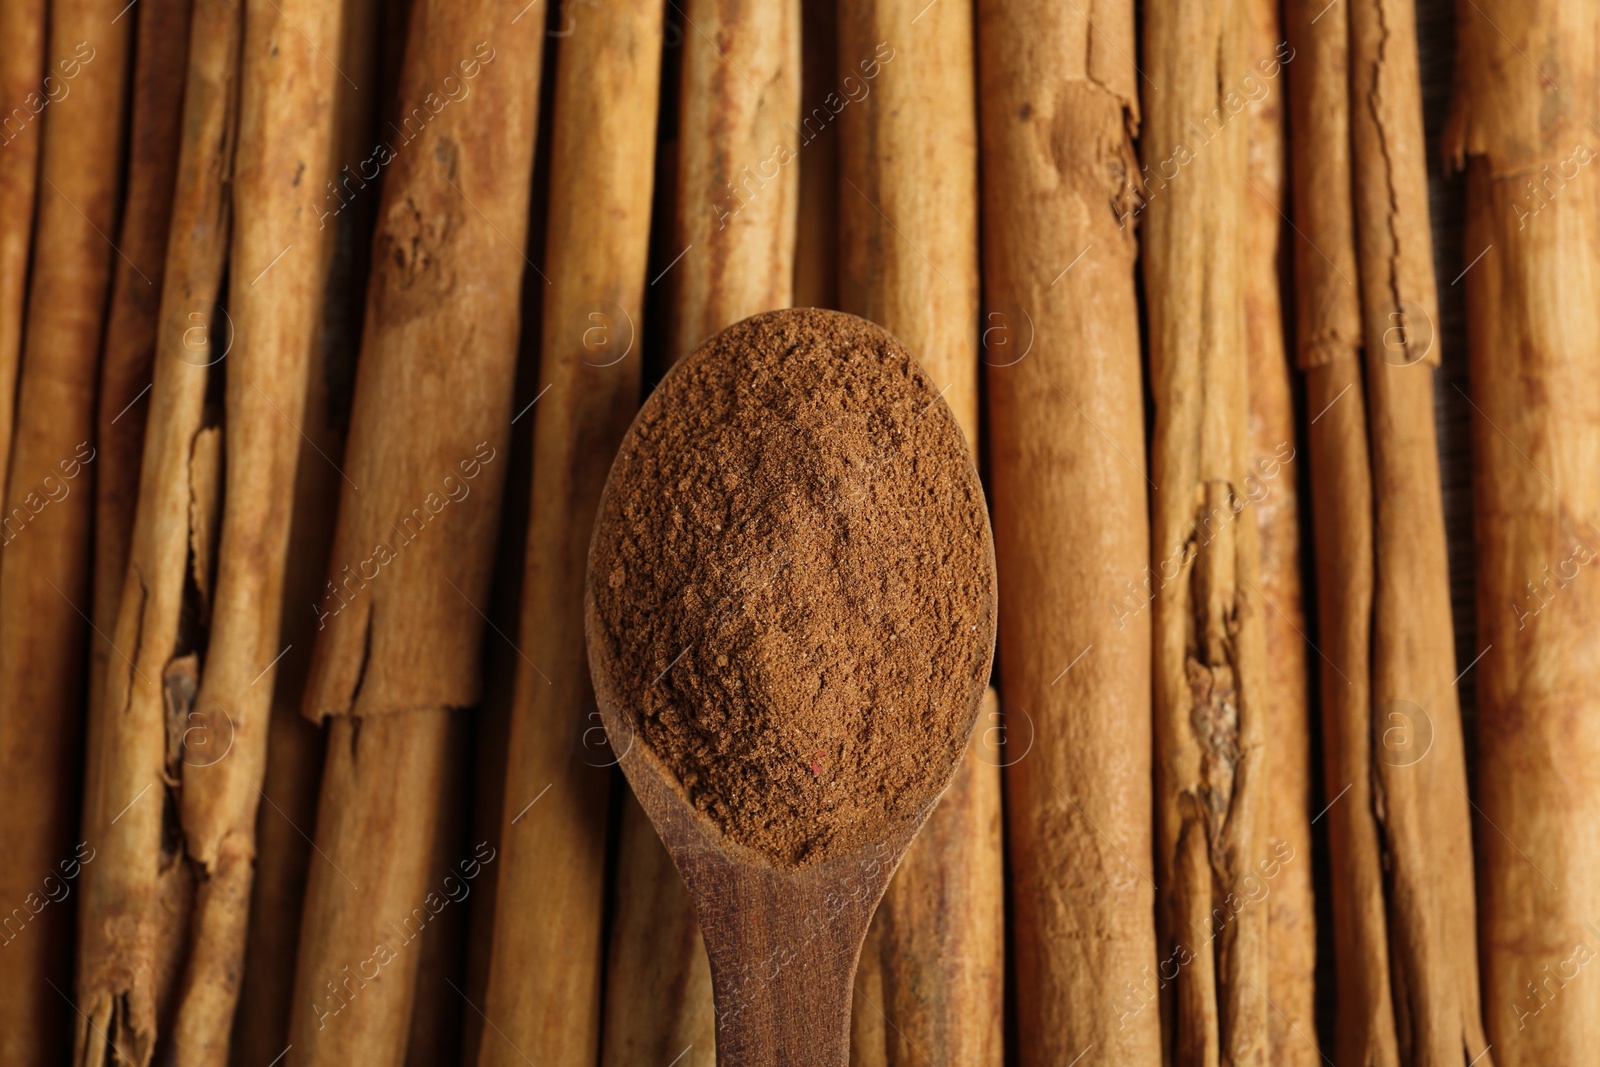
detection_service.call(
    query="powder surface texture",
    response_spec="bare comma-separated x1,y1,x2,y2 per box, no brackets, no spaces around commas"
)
588,308,995,867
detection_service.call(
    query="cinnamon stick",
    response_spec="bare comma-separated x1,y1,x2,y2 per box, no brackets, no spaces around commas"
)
283,3,544,1062
87,0,193,803
595,3,796,1062
835,3,999,1062
73,0,239,1060
669,0,799,363
0,0,44,507
1285,1,1396,1061
1242,0,1317,1059
1347,0,1488,1059
229,0,380,1056
0,1,129,1061
1446,0,1600,1059
1144,1,1270,1061
478,8,664,1064
158,0,349,1058
974,0,1160,1062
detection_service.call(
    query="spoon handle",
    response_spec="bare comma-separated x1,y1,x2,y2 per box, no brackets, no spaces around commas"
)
684,844,895,1066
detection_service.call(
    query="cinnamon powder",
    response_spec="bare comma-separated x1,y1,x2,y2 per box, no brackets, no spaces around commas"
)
587,308,995,867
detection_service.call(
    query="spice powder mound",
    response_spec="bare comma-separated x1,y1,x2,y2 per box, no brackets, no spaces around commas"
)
587,308,996,867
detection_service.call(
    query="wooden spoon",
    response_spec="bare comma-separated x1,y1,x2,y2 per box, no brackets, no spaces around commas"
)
583,310,996,1066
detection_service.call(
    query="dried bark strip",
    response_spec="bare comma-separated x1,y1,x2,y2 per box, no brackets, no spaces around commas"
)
597,0,796,1060
157,0,349,1060
88,0,195,789
228,0,380,1056
0,0,130,1061
1349,0,1488,1060
1242,0,1317,1059
74,0,239,1062
836,1,999,1063
1446,0,1600,1061
284,2,544,1062
669,0,799,364
481,2,663,1065
1285,1,1396,1063
1144,0,1270,1062
974,0,1160,1062
0,0,44,508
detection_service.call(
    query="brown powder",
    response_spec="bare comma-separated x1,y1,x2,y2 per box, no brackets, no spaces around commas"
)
586,308,995,867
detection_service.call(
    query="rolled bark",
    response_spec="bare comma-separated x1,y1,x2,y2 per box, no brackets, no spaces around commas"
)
228,0,380,1056
1242,0,1317,1060
1285,1,1395,1062
974,0,1160,1063
480,5,662,1066
0,0,44,507
1144,1,1270,1062
88,0,193,797
594,4,795,1064
284,3,544,1063
1446,0,1600,1061
836,3,999,1063
73,0,239,1061
1348,0,1488,1060
0,1,130,1061
157,0,348,1059
669,0,799,363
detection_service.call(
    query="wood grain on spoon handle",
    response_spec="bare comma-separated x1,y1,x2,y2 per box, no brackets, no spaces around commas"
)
620,744,909,1067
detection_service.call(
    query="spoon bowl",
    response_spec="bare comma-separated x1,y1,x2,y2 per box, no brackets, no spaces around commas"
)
585,308,997,1066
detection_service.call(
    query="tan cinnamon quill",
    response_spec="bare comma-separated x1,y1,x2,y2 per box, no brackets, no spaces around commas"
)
669,0,799,364
975,0,1160,1062
1285,1,1394,1062
836,2,1000,1062
284,4,544,1062
158,0,348,1058
1144,0,1271,1061
1349,0,1488,1060
0,0,44,507
73,0,239,1061
0,1,130,1061
229,0,380,1056
480,3,663,1065
1242,0,1317,1059
1446,0,1600,1060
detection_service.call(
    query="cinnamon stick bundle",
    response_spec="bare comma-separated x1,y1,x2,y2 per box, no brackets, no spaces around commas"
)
835,2,1000,1062
73,0,239,1060
597,3,797,1062
1144,1,1271,1061
283,4,544,1062
0,1,130,1060
1447,0,1600,1059
479,2,663,1065
1242,0,1317,1058
0,0,44,507
974,0,1160,1062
